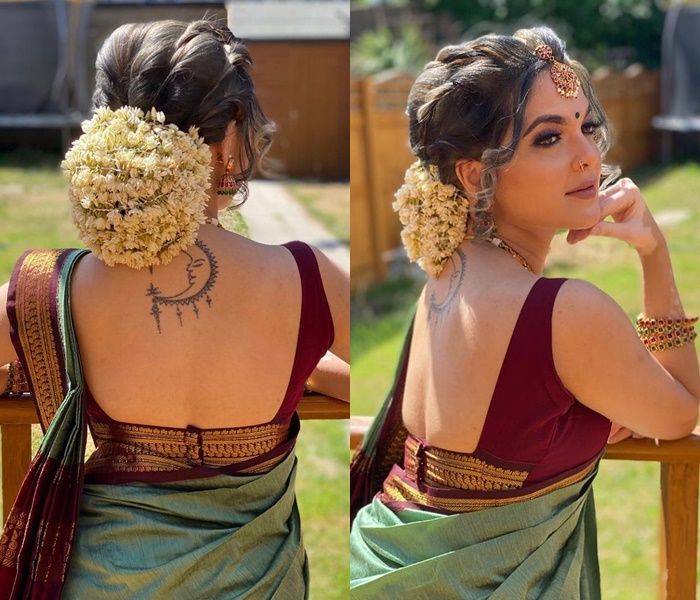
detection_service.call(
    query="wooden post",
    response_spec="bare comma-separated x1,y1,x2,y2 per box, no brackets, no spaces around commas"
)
359,77,387,281
1,424,32,521
659,462,699,600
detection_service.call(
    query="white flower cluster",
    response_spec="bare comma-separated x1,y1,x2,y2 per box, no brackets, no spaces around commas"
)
61,106,212,269
392,161,469,277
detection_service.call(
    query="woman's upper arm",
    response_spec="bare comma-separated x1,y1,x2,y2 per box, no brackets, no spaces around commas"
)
310,247,349,363
0,281,18,366
553,278,699,440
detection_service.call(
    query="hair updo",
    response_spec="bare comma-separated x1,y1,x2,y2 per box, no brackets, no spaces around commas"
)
407,25,619,240
93,17,274,193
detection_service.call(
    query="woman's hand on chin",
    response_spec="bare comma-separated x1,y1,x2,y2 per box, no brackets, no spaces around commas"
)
565,177,665,256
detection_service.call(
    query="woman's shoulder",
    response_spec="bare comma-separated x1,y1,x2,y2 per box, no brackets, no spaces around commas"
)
550,277,623,322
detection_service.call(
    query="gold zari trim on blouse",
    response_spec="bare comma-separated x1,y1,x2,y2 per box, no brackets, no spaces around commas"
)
403,435,529,491
13,250,66,430
382,457,598,513
85,420,291,475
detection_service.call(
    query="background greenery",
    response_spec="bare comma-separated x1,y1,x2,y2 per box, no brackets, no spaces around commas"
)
0,150,349,599
351,160,700,599
351,0,665,75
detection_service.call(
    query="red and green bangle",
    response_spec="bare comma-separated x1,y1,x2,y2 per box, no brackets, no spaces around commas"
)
636,313,698,352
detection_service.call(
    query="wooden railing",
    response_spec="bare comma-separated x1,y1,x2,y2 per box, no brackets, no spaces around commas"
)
0,394,349,523
350,417,700,600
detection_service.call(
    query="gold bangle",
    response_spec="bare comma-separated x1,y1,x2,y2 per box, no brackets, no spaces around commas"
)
636,313,698,352
643,330,697,352
636,314,698,332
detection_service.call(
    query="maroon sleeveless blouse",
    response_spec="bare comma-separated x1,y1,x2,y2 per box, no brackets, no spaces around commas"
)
473,276,611,484
83,240,335,483
382,277,612,512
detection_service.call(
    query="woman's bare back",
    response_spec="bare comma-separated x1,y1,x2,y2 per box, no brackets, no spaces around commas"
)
71,227,308,429
402,241,542,454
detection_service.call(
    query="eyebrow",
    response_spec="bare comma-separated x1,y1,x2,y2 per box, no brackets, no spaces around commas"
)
523,105,592,137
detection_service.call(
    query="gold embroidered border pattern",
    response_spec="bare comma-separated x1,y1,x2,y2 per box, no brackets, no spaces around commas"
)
403,436,529,491
0,509,28,568
14,250,66,430
85,420,291,474
382,458,598,513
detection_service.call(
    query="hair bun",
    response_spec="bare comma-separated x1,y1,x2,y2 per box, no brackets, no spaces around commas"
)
61,106,212,269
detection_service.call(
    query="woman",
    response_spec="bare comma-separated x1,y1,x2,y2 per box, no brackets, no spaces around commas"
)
0,19,349,598
350,26,700,598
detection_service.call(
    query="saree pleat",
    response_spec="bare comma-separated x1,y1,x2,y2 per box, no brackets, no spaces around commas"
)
63,450,307,599
351,458,601,599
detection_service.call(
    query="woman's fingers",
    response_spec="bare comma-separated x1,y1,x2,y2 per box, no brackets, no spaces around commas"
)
566,229,588,244
608,426,634,444
599,188,635,222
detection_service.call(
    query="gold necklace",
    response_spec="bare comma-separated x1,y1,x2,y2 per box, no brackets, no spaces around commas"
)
488,235,534,273
203,216,224,229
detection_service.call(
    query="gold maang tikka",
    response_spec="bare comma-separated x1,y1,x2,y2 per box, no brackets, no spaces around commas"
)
534,44,580,99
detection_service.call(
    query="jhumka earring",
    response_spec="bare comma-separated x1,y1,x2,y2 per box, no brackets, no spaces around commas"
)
534,44,580,99
216,154,238,196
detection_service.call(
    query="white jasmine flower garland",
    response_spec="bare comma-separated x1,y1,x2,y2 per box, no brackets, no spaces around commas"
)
61,106,212,269
392,161,470,277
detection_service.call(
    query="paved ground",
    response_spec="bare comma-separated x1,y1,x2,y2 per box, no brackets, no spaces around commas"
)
240,180,349,272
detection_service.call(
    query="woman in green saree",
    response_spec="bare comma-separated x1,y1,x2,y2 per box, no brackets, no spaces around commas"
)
0,18,349,599
350,26,700,598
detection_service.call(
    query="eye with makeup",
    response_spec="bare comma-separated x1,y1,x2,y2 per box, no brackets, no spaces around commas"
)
532,121,602,147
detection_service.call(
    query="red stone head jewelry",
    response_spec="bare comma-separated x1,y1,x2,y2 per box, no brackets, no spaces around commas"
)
534,43,580,99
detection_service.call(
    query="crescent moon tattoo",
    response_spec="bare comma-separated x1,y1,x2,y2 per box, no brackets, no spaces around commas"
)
145,239,219,333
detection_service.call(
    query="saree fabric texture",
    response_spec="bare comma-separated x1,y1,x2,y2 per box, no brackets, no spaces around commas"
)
350,277,611,599
0,241,334,599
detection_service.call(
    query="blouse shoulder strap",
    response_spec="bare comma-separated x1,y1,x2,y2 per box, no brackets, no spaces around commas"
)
500,276,571,399
6,248,88,431
271,241,335,422
281,240,335,349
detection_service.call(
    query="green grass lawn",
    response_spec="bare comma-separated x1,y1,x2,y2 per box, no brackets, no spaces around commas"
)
352,161,700,599
0,150,348,600
286,181,350,244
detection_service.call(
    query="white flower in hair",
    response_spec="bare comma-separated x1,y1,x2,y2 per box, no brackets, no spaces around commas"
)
61,106,212,269
392,160,469,277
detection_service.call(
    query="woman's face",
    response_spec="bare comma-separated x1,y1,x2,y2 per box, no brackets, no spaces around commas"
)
492,70,603,234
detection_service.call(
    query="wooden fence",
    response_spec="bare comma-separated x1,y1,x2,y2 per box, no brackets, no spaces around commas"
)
350,418,700,600
0,394,349,522
351,66,661,288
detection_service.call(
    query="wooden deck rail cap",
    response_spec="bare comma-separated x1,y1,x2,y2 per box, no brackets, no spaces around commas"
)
0,394,350,424
350,416,700,461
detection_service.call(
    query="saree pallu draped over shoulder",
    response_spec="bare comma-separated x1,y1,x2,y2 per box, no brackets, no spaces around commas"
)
0,249,89,599
349,314,604,599
0,249,308,599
